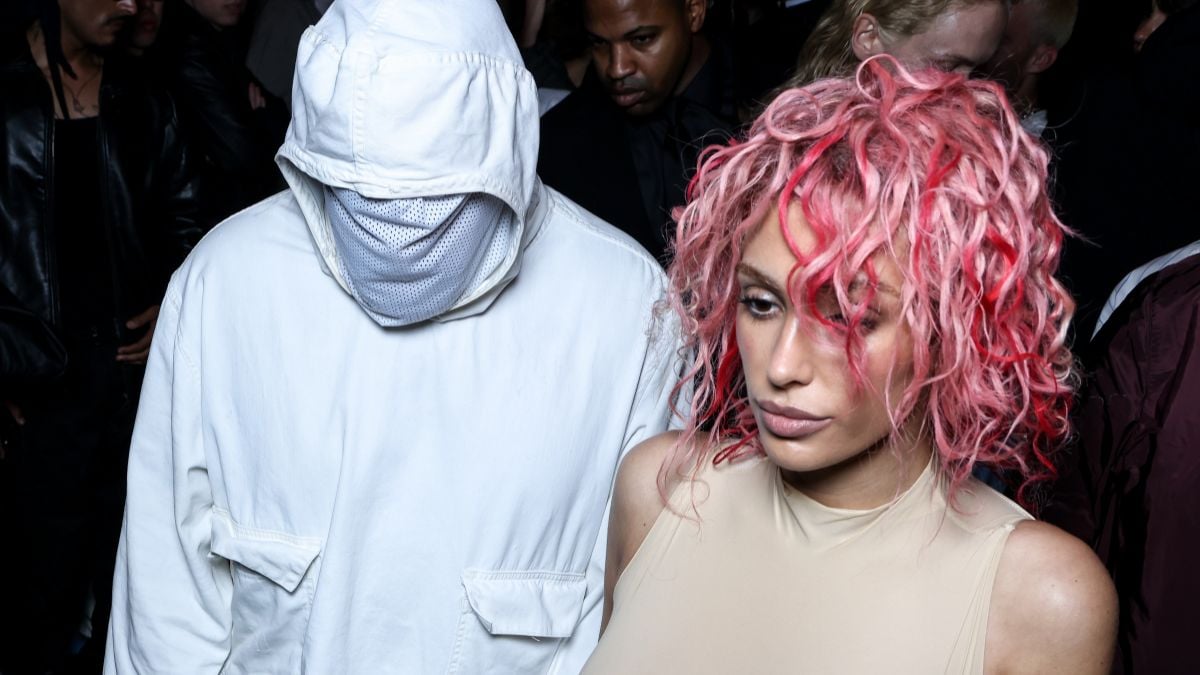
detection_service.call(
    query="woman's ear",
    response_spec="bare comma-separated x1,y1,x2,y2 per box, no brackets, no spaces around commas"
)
851,13,886,62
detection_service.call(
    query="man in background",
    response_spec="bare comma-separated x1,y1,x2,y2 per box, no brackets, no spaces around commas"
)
983,0,1078,137
538,0,733,262
0,0,203,670
158,0,287,223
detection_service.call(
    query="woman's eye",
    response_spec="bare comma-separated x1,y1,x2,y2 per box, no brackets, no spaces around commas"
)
822,307,881,332
738,295,777,319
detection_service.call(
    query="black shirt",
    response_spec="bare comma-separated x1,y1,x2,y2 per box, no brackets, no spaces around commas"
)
52,116,117,339
539,61,734,263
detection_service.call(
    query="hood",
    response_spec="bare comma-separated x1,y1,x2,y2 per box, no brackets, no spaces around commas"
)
276,0,541,320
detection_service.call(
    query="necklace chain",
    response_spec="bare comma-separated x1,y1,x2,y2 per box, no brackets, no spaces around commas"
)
28,24,104,117
60,69,102,115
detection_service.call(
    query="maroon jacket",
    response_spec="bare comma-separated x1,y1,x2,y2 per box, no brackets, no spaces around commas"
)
1047,254,1200,674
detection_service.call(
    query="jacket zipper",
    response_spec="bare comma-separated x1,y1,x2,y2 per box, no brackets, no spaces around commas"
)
44,89,59,328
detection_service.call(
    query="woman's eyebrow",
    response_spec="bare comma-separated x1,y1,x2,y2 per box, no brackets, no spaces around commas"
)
735,262,786,296
738,262,901,300
848,274,900,298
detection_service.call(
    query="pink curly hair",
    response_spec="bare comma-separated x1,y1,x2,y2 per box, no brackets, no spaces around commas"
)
663,55,1075,509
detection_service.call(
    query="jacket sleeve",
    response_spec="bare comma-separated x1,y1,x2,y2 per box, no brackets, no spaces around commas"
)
105,281,232,673
172,45,269,178
1049,259,1200,674
553,297,682,674
0,283,67,389
150,90,206,282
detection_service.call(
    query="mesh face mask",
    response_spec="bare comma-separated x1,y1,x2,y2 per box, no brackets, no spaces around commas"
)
324,187,516,326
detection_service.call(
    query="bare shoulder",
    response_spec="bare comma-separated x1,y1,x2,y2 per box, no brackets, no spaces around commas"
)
986,520,1118,674
611,431,683,564
600,431,682,632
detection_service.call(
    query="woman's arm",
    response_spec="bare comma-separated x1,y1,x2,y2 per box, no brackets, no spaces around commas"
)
599,430,681,634
985,520,1118,674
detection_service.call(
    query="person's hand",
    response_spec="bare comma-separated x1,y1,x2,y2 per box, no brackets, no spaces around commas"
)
2,399,23,460
248,81,267,110
3,400,24,426
116,304,159,365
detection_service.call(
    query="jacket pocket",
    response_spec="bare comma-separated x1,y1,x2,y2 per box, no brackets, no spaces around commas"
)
447,569,588,674
210,509,323,674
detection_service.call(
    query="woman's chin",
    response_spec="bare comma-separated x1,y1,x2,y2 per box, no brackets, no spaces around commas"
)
760,437,851,476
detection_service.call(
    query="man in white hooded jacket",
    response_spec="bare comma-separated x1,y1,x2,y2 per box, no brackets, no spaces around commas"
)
103,0,678,672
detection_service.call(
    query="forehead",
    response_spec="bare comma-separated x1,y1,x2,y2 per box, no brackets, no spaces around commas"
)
893,2,1008,68
741,202,905,290
584,0,682,33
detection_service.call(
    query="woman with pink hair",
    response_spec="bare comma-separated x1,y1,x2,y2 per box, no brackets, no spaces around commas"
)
583,56,1117,673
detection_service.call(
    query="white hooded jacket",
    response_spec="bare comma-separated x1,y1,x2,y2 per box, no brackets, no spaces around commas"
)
104,0,678,672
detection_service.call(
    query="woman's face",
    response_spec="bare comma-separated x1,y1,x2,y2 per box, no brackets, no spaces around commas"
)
735,203,920,479
876,2,1008,75
131,0,164,50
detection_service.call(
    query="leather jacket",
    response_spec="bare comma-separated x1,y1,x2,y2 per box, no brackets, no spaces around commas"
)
0,283,66,388
0,30,204,349
158,0,288,221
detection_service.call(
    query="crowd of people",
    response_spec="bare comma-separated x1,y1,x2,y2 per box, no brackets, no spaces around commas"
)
0,0,1196,673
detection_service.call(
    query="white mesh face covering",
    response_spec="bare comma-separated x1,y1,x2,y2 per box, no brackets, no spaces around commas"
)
324,187,516,326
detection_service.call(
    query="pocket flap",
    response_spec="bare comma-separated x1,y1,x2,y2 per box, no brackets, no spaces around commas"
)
210,509,322,593
461,569,587,639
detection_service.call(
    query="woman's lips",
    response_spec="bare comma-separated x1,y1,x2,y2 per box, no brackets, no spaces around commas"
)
757,401,833,439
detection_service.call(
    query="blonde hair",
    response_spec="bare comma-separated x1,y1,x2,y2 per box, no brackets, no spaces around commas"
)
787,0,1005,86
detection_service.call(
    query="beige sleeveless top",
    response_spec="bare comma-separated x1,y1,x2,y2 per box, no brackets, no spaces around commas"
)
584,455,1031,674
